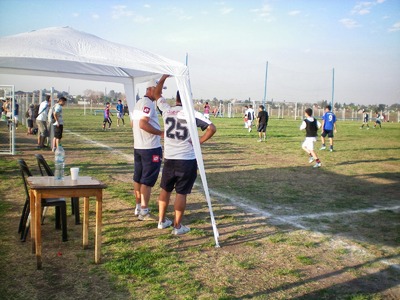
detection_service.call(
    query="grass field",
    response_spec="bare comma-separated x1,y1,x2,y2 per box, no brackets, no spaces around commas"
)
0,107,399,299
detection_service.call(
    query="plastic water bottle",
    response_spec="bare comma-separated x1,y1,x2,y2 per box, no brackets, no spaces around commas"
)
54,145,65,180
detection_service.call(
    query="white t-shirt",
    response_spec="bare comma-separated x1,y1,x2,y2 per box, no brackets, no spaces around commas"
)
132,96,161,149
157,98,212,160
36,101,49,122
245,108,255,121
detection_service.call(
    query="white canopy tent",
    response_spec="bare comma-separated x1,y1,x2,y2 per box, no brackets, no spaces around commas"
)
0,27,219,246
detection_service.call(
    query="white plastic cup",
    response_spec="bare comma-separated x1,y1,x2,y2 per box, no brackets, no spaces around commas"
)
70,167,79,181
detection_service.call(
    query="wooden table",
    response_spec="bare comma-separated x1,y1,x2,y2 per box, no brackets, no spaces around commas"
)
27,176,107,269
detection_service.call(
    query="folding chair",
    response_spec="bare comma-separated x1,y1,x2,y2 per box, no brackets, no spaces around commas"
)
18,159,68,242
35,154,80,225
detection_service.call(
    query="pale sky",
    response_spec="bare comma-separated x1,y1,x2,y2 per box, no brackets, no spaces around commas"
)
0,0,399,105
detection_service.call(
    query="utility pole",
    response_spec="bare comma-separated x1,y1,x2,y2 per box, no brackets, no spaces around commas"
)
331,68,335,109
263,61,268,108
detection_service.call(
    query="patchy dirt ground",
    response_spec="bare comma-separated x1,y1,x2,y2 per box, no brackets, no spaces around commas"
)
1,128,399,299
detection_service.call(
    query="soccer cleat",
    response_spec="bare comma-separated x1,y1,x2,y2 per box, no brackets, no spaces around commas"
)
308,156,315,163
313,162,322,168
138,212,156,221
171,224,190,235
257,139,262,142
158,218,172,229
320,146,326,150
329,148,333,152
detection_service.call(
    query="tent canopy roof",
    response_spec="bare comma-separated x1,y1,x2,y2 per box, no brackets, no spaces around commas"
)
0,26,188,82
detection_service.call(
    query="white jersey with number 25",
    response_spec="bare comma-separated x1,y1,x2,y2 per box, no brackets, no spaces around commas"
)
157,97,212,160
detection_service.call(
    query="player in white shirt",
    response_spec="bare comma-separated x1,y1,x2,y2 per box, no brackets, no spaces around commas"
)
244,105,255,132
156,75,216,234
300,108,322,168
132,78,164,221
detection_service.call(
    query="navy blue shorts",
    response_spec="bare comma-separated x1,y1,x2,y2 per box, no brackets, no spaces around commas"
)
321,129,334,138
133,147,162,187
160,159,197,195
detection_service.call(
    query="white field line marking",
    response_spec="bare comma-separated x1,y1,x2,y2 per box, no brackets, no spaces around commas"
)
285,206,400,220
67,130,400,270
66,130,133,163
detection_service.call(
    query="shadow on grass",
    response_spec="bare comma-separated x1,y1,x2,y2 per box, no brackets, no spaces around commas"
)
204,164,400,249
337,157,400,165
237,255,400,299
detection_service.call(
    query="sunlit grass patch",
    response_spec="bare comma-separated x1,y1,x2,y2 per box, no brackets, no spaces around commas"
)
244,241,263,248
274,268,303,278
189,228,208,237
233,258,256,270
296,255,315,265
268,233,288,244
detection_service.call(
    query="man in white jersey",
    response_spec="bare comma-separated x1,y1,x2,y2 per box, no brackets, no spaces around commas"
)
156,75,217,234
244,105,255,132
132,78,164,220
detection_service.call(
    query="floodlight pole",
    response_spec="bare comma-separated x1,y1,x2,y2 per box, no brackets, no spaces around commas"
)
263,61,268,108
331,68,335,109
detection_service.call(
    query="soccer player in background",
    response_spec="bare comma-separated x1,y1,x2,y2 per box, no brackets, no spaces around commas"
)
360,109,370,129
320,105,337,152
257,105,269,142
300,108,322,168
116,99,125,127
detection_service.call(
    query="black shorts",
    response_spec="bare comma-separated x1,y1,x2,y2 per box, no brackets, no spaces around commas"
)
257,123,267,132
160,159,197,195
103,117,112,124
54,125,64,139
133,147,162,187
27,119,33,128
321,130,334,138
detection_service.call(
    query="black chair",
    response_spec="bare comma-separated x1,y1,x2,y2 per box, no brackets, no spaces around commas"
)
18,159,68,242
35,154,80,225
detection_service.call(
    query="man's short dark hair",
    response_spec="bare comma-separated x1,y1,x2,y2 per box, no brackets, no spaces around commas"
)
325,105,331,111
305,108,313,116
45,95,51,101
59,96,67,102
259,105,264,110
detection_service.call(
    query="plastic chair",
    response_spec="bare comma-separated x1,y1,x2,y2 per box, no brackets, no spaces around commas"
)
17,159,68,242
35,154,80,225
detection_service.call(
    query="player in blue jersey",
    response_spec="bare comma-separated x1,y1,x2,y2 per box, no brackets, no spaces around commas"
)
320,105,337,152
116,99,125,127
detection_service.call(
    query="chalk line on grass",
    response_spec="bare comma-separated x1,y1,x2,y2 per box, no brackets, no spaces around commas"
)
66,130,133,163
